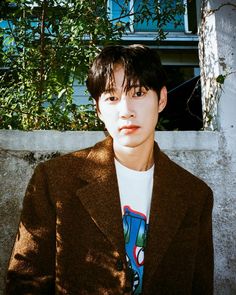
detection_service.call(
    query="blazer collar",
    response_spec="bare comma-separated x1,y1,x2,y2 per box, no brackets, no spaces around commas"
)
143,144,189,289
76,136,126,262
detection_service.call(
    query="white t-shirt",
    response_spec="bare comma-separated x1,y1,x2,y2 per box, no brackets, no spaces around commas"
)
115,159,154,294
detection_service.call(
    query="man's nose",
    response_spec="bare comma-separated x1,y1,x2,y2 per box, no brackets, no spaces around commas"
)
119,96,135,119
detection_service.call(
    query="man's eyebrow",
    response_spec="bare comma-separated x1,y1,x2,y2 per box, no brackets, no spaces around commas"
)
129,84,141,88
127,84,147,90
103,88,116,94
103,84,146,94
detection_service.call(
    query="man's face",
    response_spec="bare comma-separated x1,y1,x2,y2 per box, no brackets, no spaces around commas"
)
98,64,167,149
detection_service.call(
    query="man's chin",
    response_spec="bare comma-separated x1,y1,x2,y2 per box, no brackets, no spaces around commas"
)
114,136,143,149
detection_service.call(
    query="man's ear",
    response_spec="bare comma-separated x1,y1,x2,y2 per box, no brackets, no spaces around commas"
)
158,86,167,113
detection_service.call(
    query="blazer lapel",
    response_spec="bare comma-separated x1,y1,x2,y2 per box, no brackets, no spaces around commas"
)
143,144,189,288
75,137,126,262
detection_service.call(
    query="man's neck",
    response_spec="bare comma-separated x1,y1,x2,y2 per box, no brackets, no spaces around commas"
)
113,140,155,171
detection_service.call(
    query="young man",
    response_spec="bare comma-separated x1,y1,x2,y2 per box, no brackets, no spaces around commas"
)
6,45,214,294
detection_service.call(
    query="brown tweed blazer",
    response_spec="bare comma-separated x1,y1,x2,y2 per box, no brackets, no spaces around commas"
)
6,136,213,295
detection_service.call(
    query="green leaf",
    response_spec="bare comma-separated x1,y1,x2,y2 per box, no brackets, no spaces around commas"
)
216,74,226,84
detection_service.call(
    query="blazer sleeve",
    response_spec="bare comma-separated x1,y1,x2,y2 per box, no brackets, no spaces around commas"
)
6,163,56,294
192,189,214,294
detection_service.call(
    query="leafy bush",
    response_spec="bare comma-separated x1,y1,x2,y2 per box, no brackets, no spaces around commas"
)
0,0,185,130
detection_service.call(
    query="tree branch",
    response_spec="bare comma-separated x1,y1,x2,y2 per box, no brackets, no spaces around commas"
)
206,2,236,16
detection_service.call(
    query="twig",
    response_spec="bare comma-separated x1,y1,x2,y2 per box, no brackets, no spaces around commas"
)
206,2,236,16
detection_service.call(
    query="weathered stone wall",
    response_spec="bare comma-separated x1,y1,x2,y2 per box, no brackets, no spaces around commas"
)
202,2,236,292
0,130,235,294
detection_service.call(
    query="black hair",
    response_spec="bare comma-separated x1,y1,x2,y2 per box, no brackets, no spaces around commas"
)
86,44,167,106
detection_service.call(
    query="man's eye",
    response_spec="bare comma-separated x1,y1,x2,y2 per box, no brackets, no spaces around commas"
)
106,96,117,102
133,91,144,97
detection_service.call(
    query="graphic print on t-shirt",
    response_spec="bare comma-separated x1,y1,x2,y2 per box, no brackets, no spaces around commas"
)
123,206,148,294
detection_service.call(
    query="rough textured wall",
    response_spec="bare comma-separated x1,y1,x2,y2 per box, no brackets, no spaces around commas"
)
204,2,236,293
0,131,235,295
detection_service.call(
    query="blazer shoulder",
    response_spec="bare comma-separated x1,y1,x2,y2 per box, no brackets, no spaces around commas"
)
42,145,92,170
34,136,113,184
41,136,111,171
31,146,94,190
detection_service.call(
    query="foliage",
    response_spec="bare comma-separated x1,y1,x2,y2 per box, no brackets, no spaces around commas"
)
0,0,185,130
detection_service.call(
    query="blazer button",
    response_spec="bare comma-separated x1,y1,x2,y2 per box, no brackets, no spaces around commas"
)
115,259,124,271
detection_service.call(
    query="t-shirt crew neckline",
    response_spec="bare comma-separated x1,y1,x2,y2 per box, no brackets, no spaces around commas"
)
114,158,155,177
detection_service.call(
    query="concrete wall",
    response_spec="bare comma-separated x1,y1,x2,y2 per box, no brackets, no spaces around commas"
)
0,130,236,294
201,0,236,134
207,2,236,293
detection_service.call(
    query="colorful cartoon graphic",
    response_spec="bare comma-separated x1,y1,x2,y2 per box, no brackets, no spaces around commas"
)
123,206,148,294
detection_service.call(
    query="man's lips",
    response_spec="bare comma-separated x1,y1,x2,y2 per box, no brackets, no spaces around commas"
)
119,125,140,134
